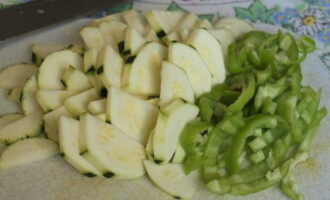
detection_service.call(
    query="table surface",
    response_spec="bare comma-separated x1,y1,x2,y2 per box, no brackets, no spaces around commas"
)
0,1,329,200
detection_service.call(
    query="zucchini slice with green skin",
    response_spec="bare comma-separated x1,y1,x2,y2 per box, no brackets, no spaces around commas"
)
0,64,37,89
0,112,43,145
168,42,212,97
186,28,226,85
153,99,199,162
0,114,23,129
0,138,58,169
159,61,195,107
21,75,43,115
64,88,100,118
80,26,105,50
31,44,66,65
61,66,92,92
124,27,147,56
43,106,73,142
97,45,124,89
214,18,254,39
6,87,23,103
36,90,77,113
87,99,106,115
123,10,148,35
83,48,102,88
209,29,235,60
58,116,101,177
98,21,127,51
107,87,158,145
80,114,146,178
121,42,167,96
194,19,213,29
38,50,83,90
143,160,198,199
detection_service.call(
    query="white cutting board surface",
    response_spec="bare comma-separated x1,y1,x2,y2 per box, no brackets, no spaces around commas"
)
0,16,329,200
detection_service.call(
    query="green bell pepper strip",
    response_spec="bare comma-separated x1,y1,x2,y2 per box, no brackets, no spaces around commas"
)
180,120,211,174
228,74,256,113
227,44,251,74
256,65,272,85
268,134,293,168
247,50,261,66
206,179,231,195
221,90,241,105
298,35,316,53
298,107,327,152
226,115,278,175
203,84,227,101
290,65,302,97
261,97,277,114
280,169,304,200
199,96,218,122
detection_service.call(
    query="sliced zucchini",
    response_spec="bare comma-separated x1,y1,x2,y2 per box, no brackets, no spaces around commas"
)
43,106,73,141
90,12,125,26
6,87,22,103
36,90,77,112
214,18,254,39
87,99,106,115
168,42,212,97
107,87,158,145
194,19,213,29
159,61,195,107
145,98,160,107
95,113,106,121
80,26,105,50
209,29,234,59
123,27,147,56
61,66,92,92
0,112,43,145
167,31,182,42
83,48,102,88
67,44,84,55
0,138,58,169
143,160,198,199
98,21,127,51
38,50,83,90
64,88,100,117
172,142,186,164
145,11,185,39
96,45,124,89
0,114,23,129
143,25,162,43
31,44,66,65
178,28,190,42
81,114,146,178
123,10,148,35
186,28,226,85
121,42,167,96
153,99,199,162
146,129,155,161
0,64,37,89
171,13,199,32
21,75,42,115
58,116,101,176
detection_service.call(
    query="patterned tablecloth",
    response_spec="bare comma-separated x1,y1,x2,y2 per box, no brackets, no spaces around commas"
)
1,0,329,70
0,1,329,200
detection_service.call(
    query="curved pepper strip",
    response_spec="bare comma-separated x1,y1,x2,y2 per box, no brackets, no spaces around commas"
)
226,115,278,175
228,74,256,113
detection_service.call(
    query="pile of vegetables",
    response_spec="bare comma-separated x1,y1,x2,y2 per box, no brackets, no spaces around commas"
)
181,30,327,199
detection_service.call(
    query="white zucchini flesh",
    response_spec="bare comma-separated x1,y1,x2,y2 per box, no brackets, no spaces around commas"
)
146,129,155,161
153,99,199,162
0,114,23,129
166,31,182,42
145,98,160,107
83,48,102,88
194,19,213,29
31,44,66,65
0,112,43,145
38,50,83,90
87,99,106,115
61,66,92,92
171,13,199,32
186,28,226,85
143,25,162,43
143,160,198,199
0,64,37,89
159,61,195,107
214,18,254,39
43,106,73,142
81,114,146,178
6,87,22,103
172,142,186,164
124,27,147,56
121,42,167,96
107,87,158,145
21,75,43,115
209,29,234,59
178,28,190,42
36,90,77,112
58,116,101,177
90,12,125,26
145,11,185,37
96,45,124,89
64,88,100,117
168,42,212,97
0,138,58,169
95,113,107,121
98,21,127,49
123,10,148,35
80,26,105,50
